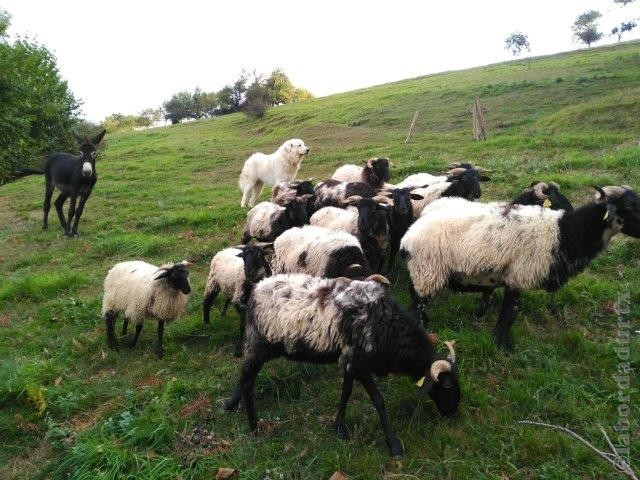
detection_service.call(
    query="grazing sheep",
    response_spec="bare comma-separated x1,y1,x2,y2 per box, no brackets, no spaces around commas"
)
395,163,491,190
239,139,310,207
310,197,391,272
331,157,391,189
272,180,316,217
400,186,640,347
223,273,460,456
510,181,573,211
102,260,191,358
271,225,371,279
314,180,378,209
203,244,272,356
242,197,311,244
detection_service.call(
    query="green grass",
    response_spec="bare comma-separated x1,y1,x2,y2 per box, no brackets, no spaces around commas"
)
1,41,639,479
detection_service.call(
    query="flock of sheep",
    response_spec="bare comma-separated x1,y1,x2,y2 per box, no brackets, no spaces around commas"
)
98,137,640,456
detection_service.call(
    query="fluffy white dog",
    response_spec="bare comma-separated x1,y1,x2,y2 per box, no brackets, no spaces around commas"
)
238,139,310,207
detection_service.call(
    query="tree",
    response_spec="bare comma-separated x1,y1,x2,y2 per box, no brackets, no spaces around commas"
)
0,8,10,37
265,69,313,105
572,10,604,47
139,108,163,127
504,32,531,69
192,89,218,118
217,73,247,115
614,0,636,5
243,83,271,118
0,11,79,183
163,91,195,124
611,21,637,42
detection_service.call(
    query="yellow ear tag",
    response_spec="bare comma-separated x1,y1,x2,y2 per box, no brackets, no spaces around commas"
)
603,210,609,220
543,199,552,208
416,376,426,387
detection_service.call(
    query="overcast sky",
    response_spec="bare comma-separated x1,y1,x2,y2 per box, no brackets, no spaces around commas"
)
4,0,639,122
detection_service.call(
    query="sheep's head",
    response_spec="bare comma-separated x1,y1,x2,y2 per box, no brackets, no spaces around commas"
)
383,187,425,216
514,181,573,211
156,260,192,295
237,244,273,282
284,196,312,227
595,185,640,238
445,168,484,201
418,340,460,417
365,157,391,183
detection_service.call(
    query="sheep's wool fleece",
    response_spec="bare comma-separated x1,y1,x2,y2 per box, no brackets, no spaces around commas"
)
395,172,445,189
272,225,362,276
102,261,188,323
401,197,563,295
332,164,363,183
309,206,358,235
410,182,452,218
204,248,246,303
251,274,385,355
245,202,285,237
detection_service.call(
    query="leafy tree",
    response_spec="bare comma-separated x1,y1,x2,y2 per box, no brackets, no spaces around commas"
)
504,32,531,68
138,108,163,128
0,8,10,37
572,10,603,47
265,69,313,105
192,89,218,118
163,91,194,124
611,21,637,42
614,0,636,5
217,74,247,115
0,12,79,183
243,83,271,118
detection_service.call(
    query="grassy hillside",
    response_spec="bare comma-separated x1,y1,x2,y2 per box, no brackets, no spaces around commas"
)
1,41,639,479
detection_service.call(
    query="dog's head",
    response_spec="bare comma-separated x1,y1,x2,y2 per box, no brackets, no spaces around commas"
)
284,139,310,157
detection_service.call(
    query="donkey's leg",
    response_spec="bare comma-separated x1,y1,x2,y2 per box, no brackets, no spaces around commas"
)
42,177,54,230
65,196,77,237
70,192,90,236
54,193,69,233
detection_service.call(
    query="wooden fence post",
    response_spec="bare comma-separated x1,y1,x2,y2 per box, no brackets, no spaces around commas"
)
405,110,419,144
473,98,487,141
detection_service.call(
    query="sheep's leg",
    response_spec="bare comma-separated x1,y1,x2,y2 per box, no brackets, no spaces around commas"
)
334,366,354,440
409,286,429,325
155,320,165,359
104,311,118,350
202,286,219,325
222,297,231,315
121,318,129,336
233,305,245,358
474,290,493,318
130,322,143,349
357,371,404,457
492,287,521,349
240,353,267,432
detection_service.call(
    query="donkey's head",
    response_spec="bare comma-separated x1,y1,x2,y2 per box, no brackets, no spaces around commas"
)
74,129,106,177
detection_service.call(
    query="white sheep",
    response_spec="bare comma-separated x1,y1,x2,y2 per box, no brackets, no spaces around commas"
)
271,225,370,279
102,260,191,358
400,186,640,347
242,197,310,243
331,157,391,189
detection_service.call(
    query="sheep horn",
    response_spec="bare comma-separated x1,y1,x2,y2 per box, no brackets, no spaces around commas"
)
533,182,549,200
429,359,452,382
621,185,633,191
365,274,390,285
372,195,394,205
180,260,193,267
446,167,467,176
603,186,628,198
448,162,463,168
593,186,607,203
474,166,493,173
549,181,560,189
444,340,456,364
366,158,375,168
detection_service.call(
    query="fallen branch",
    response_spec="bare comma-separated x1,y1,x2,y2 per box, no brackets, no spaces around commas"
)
519,420,638,480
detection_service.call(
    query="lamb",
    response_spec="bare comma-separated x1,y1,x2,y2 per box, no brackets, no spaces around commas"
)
203,244,272,356
309,197,391,272
400,185,640,347
239,139,310,208
314,180,378,209
223,273,460,457
102,260,191,358
271,225,371,279
331,157,392,189
272,180,316,217
242,197,311,244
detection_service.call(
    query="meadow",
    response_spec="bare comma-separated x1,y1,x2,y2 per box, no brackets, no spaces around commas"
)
1,41,639,479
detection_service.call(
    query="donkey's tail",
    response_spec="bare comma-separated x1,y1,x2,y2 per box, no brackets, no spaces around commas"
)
12,168,44,179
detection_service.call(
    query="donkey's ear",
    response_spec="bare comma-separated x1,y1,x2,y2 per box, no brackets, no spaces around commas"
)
92,129,107,146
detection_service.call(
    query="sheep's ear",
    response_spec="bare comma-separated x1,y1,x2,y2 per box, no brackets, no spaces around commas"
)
529,180,542,188
341,195,362,206
410,193,424,200
155,270,170,280
479,175,491,182
254,241,274,251
180,260,193,267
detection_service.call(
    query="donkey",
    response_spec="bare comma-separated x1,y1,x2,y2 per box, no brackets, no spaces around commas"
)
14,130,106,237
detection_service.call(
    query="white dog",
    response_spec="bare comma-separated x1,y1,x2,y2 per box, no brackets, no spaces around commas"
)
238,139,310,207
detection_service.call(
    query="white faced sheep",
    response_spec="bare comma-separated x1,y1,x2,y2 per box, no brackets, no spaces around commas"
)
242,196,311,244
271,225,371,279
310,196,391,273
102,260,191,358
239,139,310,207
202,244,272,357
314,180,379,210
331,157,392,189
394,163,491,190
223,273,460,457
400,185,640,348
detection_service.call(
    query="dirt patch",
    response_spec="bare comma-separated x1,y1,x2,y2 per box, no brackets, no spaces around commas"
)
67,396,125,433
179,394,212,419
0,313,13,327
176,425,232,468
134,374,163,389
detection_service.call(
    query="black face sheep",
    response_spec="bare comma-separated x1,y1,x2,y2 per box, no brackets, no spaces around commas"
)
271,225,371,279
223,273,460,457
203,244,272,356
331,157,392,189
400,185,640,348
309,196,391,273
511,181,573,211
271,180,316,216
102,260,191,358
314,180,378,209
242,196,311,244
395,163,491,191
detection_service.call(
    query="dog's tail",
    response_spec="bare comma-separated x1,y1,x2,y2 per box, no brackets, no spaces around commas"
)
238,166,248,191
